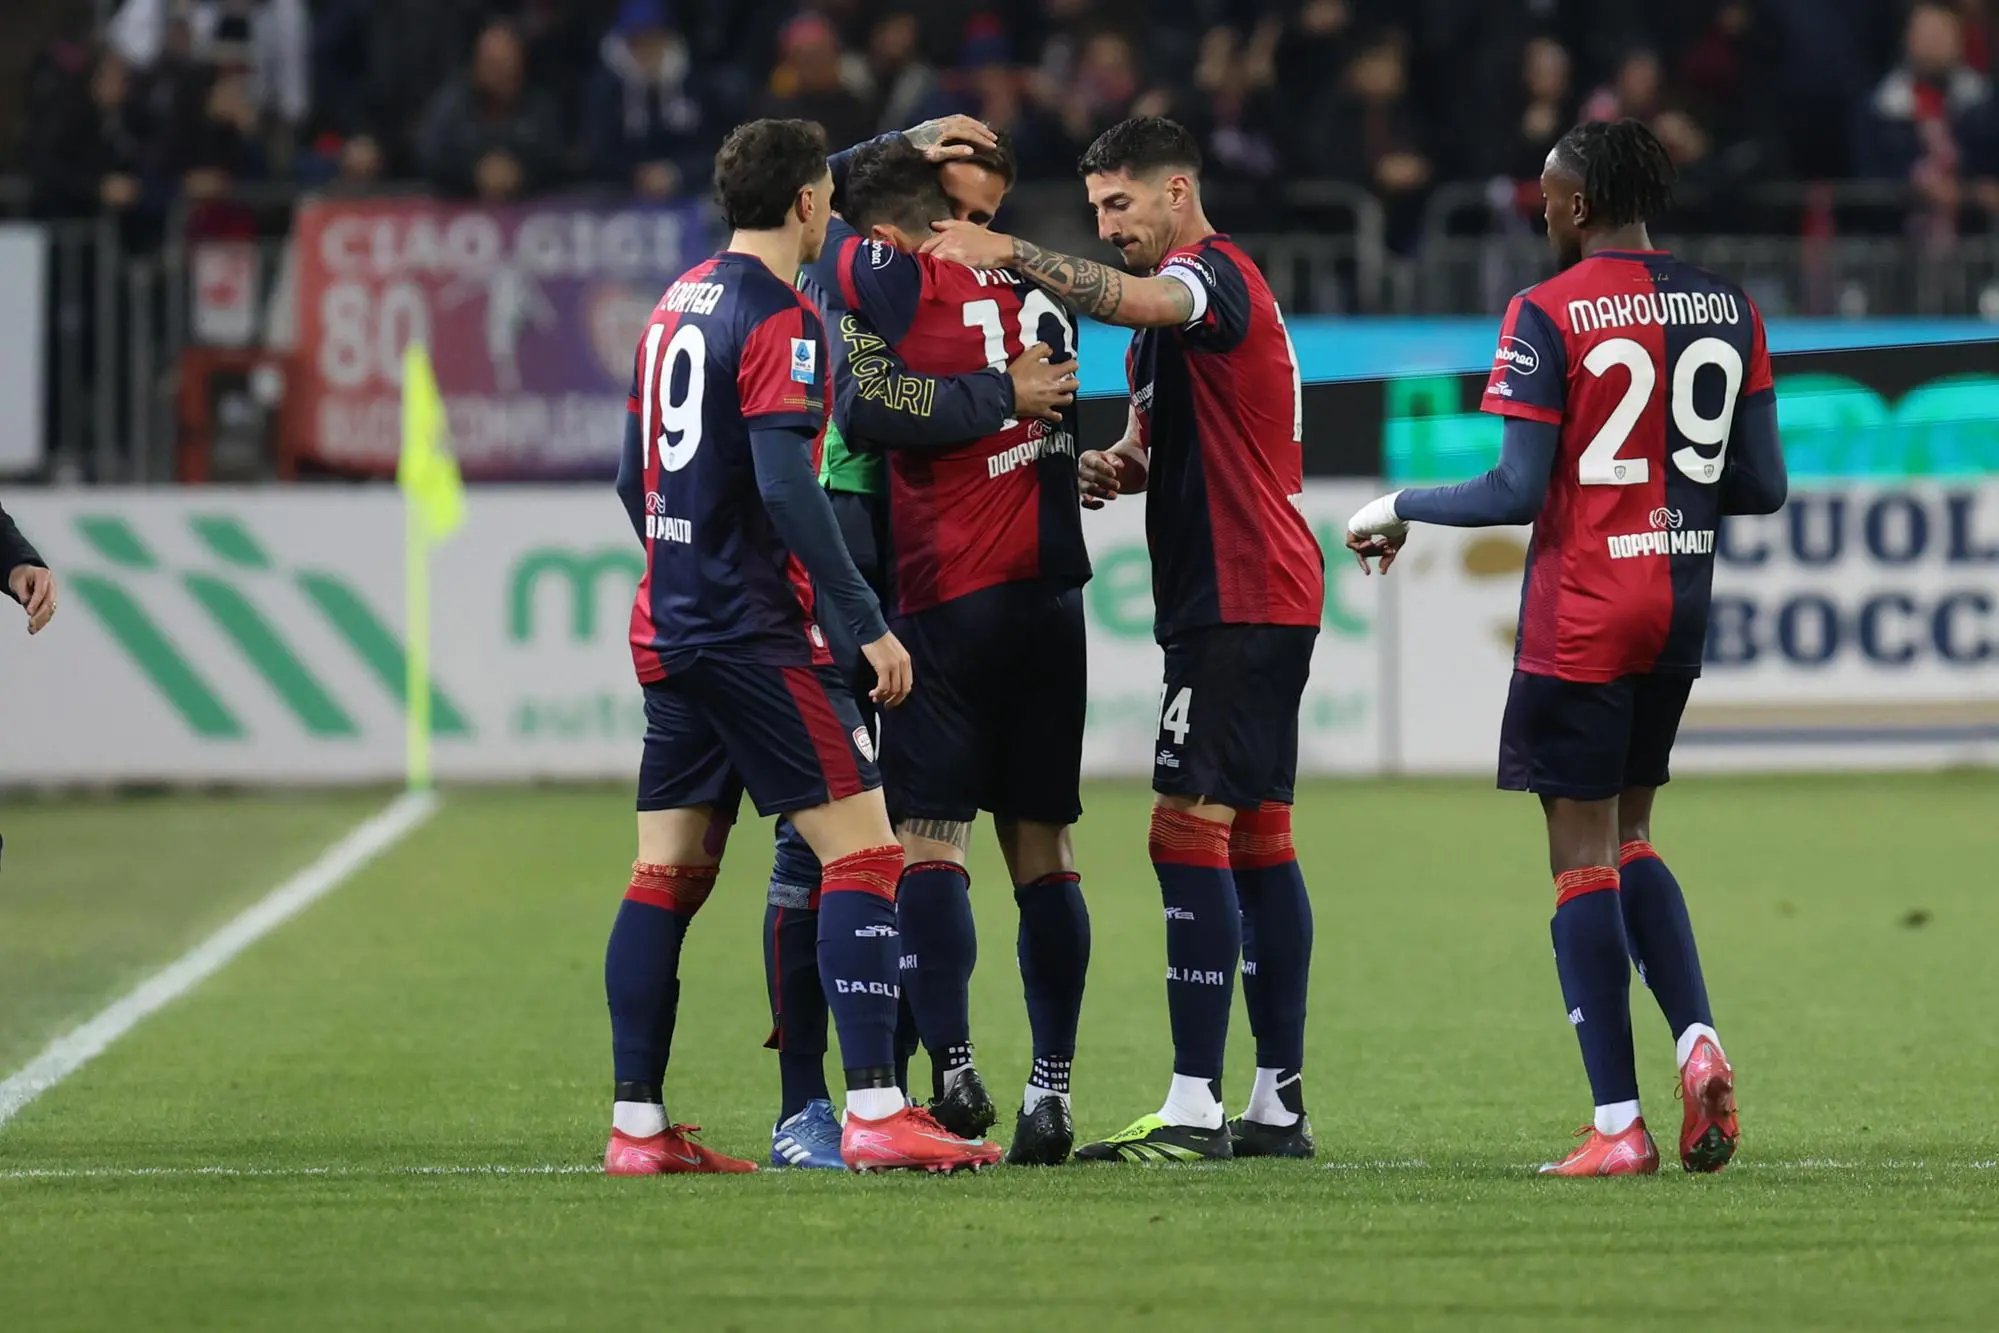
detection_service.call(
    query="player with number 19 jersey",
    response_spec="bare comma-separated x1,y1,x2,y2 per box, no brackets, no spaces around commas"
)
621,251,878,820
1482,251,1774,683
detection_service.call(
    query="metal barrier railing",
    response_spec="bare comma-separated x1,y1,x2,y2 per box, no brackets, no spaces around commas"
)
5,174,1996,484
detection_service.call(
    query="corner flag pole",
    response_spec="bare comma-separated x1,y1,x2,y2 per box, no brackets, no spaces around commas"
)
405,493,433,791
398,341,465,794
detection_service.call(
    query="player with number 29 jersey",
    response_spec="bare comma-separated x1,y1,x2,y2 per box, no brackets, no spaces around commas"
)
1481,252,1774,682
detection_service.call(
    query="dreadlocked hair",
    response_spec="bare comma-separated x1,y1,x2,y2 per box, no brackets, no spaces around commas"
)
1554,118,1676,228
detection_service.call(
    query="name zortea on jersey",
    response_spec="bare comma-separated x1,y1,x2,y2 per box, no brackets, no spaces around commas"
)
1567,289,1745,334
662,280,725,315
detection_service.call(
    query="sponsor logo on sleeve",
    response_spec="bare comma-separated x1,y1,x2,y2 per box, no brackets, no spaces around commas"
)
1495,335,1541,375
868,240,895,270
790,337,816,384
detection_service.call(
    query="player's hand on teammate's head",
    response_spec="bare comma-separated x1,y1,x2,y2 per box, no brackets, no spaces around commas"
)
1077,450,1122,509
7,565,56,634
861,631,914,709
901,115,997,161
921,219,1012,269
1007,342,1079,423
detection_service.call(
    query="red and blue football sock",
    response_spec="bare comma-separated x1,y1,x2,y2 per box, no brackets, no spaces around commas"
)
1150,807,1239,1122
1618,840,1716,1048
896,860,978,1091
1231,802,1313,1124
1551,867,1641,1130
1014,870,1091,1101
606,861,716,1132
816,844,906,1111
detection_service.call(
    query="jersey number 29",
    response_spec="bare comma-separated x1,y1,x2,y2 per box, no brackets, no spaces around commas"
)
1577,335,1743,487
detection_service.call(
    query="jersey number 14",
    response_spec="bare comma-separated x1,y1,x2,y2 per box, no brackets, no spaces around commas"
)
1577,335,1743,487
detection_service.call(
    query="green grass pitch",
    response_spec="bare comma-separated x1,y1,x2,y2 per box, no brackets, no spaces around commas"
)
2,775,1996,1331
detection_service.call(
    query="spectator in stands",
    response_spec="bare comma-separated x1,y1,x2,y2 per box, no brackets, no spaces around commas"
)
1037,30,1169,164
759,12,874,151
23,46,152,219
514,0,621,133
1186,20,1283,182
1473,35,1573,187
1581,47,1664,125
1854,0,1999,219
1298,28,1432,246
417,20,566,200
581,0,725,199
167,16,269,199
867,10,953,134
109,0,311,132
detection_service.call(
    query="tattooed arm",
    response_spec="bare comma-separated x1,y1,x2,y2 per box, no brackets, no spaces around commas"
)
1006,237,1197,328
921,221,1199,329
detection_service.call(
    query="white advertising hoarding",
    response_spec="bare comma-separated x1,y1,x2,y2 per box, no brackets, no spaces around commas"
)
0,484,1384,784
1390,483,1999,774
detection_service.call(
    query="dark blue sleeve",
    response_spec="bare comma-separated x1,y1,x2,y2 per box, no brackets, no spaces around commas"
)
0,501,44,573
1394,416,1561,527
614,397,645,541
1479,295,1567,423
811,219,924,346
832,308,1014,449
1161,244,1253,351
751,421,889,645
1719,389,1787,516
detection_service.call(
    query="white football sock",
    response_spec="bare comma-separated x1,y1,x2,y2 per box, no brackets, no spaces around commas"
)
1158,1074,1224,1129
1243,1067,1301,1127
1594,1099,1642,1136
846,1087,904,1121
612,1100,666,1138
1676,1023,1723,1069
1024,1083,1070,1111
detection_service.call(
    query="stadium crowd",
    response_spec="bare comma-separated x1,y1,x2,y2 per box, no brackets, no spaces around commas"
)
11,0,1999,231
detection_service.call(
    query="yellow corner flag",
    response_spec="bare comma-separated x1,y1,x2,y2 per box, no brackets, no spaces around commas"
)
399,342,465,792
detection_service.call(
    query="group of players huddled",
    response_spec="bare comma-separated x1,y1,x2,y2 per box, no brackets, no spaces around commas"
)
604,106,1786,1178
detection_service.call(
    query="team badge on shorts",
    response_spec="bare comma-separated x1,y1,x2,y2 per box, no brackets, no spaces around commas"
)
852,726,876,763
790,338,816,384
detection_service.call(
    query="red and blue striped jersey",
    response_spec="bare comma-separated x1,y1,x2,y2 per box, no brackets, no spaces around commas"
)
818,219,1091,615
621,251,834,682
1125,235,1324,642
1482,250,1775,682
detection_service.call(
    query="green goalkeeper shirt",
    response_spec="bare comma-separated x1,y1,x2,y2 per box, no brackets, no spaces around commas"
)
817,418,885,496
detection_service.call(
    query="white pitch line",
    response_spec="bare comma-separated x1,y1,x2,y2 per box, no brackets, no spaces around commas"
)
0,789,440,1130
0,1164,597,1181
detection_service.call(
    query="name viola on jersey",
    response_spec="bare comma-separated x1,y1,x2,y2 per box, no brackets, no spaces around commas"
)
986,427,1076,479
1566,290,1744,334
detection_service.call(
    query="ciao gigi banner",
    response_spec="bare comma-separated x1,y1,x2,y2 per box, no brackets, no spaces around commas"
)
292,197,713,477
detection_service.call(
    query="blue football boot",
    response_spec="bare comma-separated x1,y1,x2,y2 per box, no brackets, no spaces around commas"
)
771,1098,846,1169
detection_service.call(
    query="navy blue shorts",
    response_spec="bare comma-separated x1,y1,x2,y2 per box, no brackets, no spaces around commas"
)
1497,669,1695,802
879,581,1086,826
638,657,878,819
1153,625,1317,810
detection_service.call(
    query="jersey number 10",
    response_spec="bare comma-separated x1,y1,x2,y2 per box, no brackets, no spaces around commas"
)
1577,335,1743,487
963,291,1077,430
